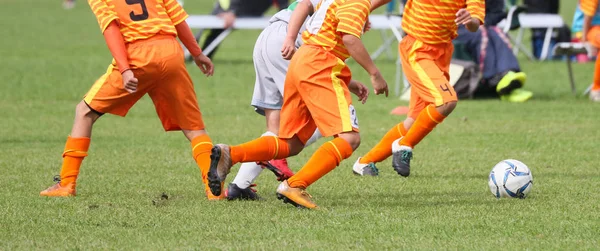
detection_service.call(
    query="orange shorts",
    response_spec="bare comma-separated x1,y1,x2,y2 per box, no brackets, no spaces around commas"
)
279,45,359,143
400,35,457,119
587,26,600,48
84,35,204,131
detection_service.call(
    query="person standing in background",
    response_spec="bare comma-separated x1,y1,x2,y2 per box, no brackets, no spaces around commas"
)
580,0,600,101
198,0,289,59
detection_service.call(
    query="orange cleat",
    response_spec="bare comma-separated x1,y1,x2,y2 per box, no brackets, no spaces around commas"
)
276,180,318,209
40,182,76,197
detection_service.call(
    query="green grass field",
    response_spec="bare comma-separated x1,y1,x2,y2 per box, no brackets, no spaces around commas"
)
1,0,599,249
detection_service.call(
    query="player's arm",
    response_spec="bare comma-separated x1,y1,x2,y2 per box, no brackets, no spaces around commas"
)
103,21,138,93
88,0,138,92
459,0,485,32
348,80,369,104
166,0,214,76
338,0,388,96
282,0,315,59
580,0,599,43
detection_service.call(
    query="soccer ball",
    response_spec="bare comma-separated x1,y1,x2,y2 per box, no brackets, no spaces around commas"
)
488,159,533,199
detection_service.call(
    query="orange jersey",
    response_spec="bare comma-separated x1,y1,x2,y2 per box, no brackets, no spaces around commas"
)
88,0,188,43
402,0,485,44
301,0,371,60
581,0,599,16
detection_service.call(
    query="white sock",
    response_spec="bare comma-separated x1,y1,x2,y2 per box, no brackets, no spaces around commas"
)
231,131,277,189
305,129,322,147
232,162,263,189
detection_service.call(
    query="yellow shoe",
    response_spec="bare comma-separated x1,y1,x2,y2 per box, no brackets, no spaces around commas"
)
497,71,527,95
276,180,318,209
205,183,225,201
40,182,76,197
500,89,533,103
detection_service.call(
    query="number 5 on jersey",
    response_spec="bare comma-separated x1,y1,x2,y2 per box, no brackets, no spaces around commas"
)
126,0,149,21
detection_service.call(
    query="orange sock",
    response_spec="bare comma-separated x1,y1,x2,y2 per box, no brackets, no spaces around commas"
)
593,53,600,91
191,134,213,183
399,105,446,148
360,122,408,164
59,136,91,186
230,136,290,165
288,137,353,189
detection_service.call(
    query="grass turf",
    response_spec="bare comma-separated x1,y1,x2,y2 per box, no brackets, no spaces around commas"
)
0,0,599,249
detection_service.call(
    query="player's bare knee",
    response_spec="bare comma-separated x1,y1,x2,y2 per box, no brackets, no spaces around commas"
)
403,117,415,129
286,137,304,157
183,130,207,141
338,132,361,150
437,101,457,116
75,101,100,122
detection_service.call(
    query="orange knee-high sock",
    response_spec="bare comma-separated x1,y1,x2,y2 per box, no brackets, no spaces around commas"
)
593,54,600,91
360,122,408,164
230,136,290,165
399,105,446,148
191,135,213,183
59,136,91,186
288,137,353,189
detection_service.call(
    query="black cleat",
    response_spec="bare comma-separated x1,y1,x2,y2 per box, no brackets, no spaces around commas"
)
392,149,413,177
226,183,259,201
208,144,232,196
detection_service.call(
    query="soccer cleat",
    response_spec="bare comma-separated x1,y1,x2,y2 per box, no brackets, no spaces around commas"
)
590,90,600,102
500,89,533,103
225,183,259,201
208,144,233,196
205,183,226,200
258,159,294,181
392,139,413,177
276,180,318,209
496,71,526,96
352,158,379,176
40,176,76,197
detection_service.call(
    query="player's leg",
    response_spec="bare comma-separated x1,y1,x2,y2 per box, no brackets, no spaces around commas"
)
392,37,458,176
148,39,223,200
587,26,600,101
353,105,417,176
228,27,289,200
40,65,147,197
207,54,314,196
276,47,357,209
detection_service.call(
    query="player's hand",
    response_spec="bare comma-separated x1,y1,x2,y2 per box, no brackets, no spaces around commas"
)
281,37,297,60
121,69,138,93
194,54,214,77
348,80,369,104
370,71,389,97
218,12,236,29
455,9,472,25
364,18,371,33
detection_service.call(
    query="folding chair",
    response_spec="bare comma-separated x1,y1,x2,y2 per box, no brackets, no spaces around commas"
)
502,5,537,61
552,42,594,95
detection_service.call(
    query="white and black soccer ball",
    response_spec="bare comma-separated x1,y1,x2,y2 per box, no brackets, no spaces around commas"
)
488,159,533,199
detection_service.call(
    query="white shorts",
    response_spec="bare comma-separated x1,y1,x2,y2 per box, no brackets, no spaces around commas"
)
251,21,291,114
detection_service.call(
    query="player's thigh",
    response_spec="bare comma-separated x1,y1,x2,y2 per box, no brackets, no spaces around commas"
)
263,21,290,96
588,26,600,48
251,28,285,111
279,67,316,144
299,59,358,138
84,65,146,116
400,37,457,106
408,90,427,119
150,56,204,131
